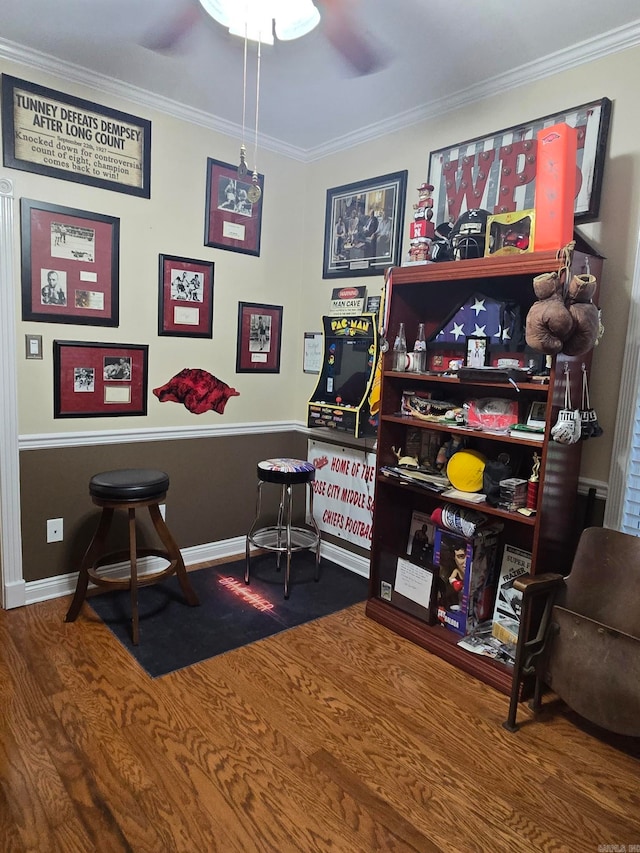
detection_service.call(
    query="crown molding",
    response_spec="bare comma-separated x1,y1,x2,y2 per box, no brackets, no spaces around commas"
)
1,19,639,162
306,19,640,160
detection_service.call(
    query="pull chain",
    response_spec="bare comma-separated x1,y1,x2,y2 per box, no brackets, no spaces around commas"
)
248,36,262,202
238,28,249,177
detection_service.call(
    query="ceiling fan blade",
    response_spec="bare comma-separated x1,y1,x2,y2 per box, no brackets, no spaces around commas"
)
316,0,385,75
140,2,202,52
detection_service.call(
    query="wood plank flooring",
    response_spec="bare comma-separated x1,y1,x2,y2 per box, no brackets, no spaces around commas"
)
1,589,639,852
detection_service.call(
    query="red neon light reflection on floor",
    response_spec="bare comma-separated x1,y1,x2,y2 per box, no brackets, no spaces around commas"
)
219,577,274,612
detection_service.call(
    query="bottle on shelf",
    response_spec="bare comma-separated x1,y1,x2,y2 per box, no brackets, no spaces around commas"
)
392,322,407,371
411,322,427,372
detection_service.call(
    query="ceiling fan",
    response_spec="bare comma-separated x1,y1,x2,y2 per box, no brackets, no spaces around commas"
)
143,0,384,76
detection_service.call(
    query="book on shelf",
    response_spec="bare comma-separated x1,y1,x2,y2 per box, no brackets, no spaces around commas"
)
440,488,487,503
508,423,545,440
490,544,532,645
380,466,449,492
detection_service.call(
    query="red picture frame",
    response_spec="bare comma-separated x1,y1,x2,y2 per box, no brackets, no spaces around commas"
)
53,340,148,418
204,157,263,256
158,254,214,338
21,199,119,326
236,302,282,373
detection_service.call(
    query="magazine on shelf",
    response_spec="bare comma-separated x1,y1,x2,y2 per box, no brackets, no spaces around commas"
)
491,544,532,645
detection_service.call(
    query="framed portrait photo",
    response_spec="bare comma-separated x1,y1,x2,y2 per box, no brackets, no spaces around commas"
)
53,340,148,418
158,254,214,338
204,157,264,256
323,170,407,279
21,198,119,326
466,335,488,368
236,302,282,373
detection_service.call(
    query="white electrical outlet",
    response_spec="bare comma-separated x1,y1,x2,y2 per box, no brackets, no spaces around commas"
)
159,504,166,520
46,518,63,543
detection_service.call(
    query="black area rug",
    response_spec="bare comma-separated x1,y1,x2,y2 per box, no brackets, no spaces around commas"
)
88,553,368,677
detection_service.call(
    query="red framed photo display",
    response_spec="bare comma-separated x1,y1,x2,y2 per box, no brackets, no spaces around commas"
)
158,254,214,338
236,302,282,373
53,340,148,418
204,157,264,256
21,199,119,326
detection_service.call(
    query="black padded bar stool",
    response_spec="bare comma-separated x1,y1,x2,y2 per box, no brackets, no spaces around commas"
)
245,458,321,599
65,468,199,644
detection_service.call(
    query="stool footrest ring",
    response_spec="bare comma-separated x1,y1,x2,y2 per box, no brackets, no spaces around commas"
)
248,526,319,554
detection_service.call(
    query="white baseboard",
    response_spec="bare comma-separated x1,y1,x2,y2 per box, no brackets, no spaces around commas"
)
25,537,370,605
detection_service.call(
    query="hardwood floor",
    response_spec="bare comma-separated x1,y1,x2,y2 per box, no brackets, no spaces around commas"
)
1,591,639,852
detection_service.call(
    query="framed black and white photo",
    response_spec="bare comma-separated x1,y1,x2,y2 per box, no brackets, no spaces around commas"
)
323,170,407,278
236,302,282,373
158,254,214,338
21,198,119,326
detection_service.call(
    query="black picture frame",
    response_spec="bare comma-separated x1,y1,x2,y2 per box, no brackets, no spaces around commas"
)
204,157,264,256
236,302,282,373
427,97,611,226
158,254,214,338
2,74,151,198
21,198,119,327
466,335,488,368
53,340,148,418
323,170,408,279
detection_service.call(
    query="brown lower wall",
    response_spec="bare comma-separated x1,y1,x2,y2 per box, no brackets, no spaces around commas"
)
19,431,308,583
18,430,605,584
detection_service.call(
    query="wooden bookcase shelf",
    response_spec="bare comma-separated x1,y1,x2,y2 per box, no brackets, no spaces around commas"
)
366,249,604,695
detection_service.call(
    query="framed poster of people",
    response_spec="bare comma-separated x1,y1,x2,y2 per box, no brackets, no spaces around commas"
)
2,75,151,198
236,302,282,373
204,157,264,256
53,340,148,418
323,170,407,279
427,98,611,227
21,199,119,327
158,254,214,338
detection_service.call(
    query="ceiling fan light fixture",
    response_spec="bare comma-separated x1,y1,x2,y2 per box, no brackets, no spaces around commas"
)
198,0,320,45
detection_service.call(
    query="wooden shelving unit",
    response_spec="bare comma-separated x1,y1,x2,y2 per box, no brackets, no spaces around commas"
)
366,249,604,695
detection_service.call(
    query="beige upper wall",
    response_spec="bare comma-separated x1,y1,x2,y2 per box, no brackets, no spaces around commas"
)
5,45,640,484
3,58,308,434
302,45,640,485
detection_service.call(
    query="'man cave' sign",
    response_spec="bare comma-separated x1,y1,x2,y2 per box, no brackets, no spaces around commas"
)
1,75,151,198
309,439,375,550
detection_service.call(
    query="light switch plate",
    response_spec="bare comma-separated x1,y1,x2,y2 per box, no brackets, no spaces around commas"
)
25,334,43,359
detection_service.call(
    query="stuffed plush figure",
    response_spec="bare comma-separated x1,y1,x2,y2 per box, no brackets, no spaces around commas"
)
562,274,600,356
525,270,575,354
153,368,239,414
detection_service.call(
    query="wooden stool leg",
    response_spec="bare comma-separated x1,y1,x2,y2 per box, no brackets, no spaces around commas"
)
128,507,140,645
65,507,114,623
147,503,199,607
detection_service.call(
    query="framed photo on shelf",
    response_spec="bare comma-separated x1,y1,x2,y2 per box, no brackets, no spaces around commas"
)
204,157,264,256
427,97,611,226
20,198,119,326
466,335,488,368
158,254,214,338
53,340,148,418
322,170,407,279
236,302,282,373
527,401,547,429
